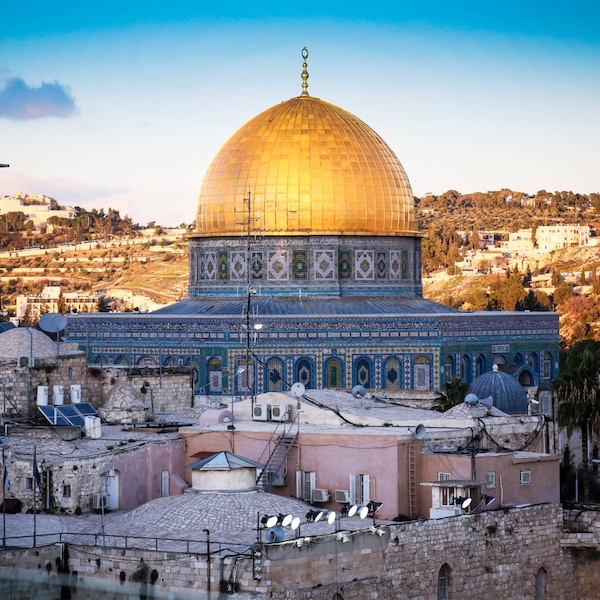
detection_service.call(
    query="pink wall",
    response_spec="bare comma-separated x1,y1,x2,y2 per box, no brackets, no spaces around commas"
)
104,439,187,510
182,429,418,521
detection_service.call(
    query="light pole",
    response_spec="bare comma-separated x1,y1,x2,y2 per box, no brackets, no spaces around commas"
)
0,379,6,436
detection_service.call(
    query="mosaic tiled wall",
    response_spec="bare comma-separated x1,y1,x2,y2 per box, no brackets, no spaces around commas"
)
67,311,559,395
189,236,422,295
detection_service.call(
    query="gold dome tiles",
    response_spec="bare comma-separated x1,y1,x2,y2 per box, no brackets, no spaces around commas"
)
195,96,417,238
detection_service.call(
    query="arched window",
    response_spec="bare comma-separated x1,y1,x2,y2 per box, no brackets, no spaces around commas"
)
535,567,546,600
354,356,372,388
461,355,472,383
413,356,431,390
207,357,223,393
518,369,534,386
542,352,553,380
437,563,451,600
235,357,252,395
442,355,454,384
266,357,285,392
295,357,314,389
513,352,524,365
528,352,539,372
325,357,344,389
493,354,507,366
476,354,486,378
383,357,402,390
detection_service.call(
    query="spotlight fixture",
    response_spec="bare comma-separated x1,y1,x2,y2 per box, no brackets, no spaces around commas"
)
336,532,350,543
482,494,495,507
324,510,337,525
367,501,383,515
454,496,472,510
347,504,368,519
369,526,385,537
261,515,278,528
279,513,293,527
306,509,324,522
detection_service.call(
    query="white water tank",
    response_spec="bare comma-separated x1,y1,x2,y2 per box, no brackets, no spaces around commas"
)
53,385,65,405
70,384,82,403
36,385,49,406
85,416,101,439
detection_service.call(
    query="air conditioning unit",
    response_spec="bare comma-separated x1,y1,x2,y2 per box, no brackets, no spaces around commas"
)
92,493,108,509
311,488,330,503
17,356,34,368
268,470,286,487
270,404,289,422
252,403,271,421
335,489,351,503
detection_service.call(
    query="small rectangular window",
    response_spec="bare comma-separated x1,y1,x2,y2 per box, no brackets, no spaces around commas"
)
63,484,71,498
520,469,531,485
25,477,33,490
486,472,496,488
441,487,456,507
438,472,451,481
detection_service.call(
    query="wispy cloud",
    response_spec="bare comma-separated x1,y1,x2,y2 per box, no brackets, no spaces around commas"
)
0,76,77,120
0,171,127,207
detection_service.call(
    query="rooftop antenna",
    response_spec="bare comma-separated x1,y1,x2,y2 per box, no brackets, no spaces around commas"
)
235,191,262,404
300,47,309,96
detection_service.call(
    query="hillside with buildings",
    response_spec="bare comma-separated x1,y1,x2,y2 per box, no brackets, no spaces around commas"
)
3,189,600,347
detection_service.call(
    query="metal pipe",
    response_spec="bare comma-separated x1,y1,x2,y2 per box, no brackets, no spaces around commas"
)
204,528,211,595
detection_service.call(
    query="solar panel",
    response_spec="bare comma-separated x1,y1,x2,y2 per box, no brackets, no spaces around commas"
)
38,402,99,426
76,403,98,416
57,405,86,426
38,406,70,426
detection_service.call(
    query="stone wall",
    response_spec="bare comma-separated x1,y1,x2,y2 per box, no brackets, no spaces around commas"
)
85,367,193,415
0,504,588,599
0,353,88,422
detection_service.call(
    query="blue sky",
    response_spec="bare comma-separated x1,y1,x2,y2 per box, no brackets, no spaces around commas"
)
1,1,599,226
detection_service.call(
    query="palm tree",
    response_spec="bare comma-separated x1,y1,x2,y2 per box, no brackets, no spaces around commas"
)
553,341,600,502
434,377,470,412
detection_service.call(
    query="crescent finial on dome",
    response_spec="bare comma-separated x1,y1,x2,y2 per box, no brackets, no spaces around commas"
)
301,47,309,96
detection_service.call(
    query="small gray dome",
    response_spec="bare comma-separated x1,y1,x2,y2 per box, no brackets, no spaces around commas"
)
0,327,56,359
469,365,528,414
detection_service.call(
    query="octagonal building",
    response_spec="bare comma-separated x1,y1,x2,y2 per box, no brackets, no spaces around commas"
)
67,51,559,404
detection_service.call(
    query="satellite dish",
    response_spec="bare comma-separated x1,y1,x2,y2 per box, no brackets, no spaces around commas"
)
352,385,366,399
39,313,67,333
291,382,305,398
326,510,337,525
409,424,426,440
464,393,478,406
266,526,284,543
479,396,494,409
290,516,301,530
461,497,472,509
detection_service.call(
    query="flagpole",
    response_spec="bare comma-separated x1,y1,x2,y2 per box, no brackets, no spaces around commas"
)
33,445,37,549
2,446,6,550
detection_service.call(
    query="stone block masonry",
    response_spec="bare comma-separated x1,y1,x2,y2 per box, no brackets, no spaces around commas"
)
0,504,588,599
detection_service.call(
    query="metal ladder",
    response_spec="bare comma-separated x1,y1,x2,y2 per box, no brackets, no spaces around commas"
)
408,441,417,518
256,412,299,491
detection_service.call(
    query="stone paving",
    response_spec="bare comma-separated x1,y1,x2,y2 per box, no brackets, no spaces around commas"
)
0,488,388,554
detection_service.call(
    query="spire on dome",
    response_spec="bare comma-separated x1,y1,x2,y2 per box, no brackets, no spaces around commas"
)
300,47,309,96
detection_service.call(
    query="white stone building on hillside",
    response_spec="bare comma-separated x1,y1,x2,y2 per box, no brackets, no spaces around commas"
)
16,286,100,322
0,192,76,227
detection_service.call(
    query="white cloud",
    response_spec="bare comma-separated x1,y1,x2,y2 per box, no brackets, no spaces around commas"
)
0,76,77,120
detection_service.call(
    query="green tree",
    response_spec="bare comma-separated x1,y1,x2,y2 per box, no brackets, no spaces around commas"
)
433,377,471,412
553,341,600,502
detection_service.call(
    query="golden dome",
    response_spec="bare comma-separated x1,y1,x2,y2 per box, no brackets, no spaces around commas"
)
195,95,416,237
